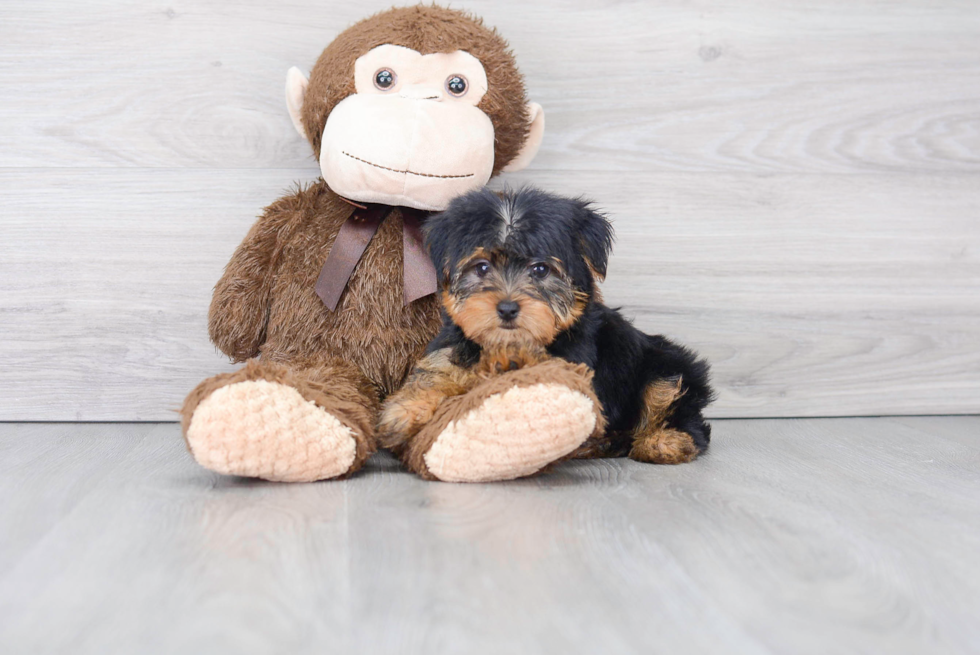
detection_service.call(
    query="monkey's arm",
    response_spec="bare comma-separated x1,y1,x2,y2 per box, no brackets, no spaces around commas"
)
378,349,480,449
208,197,298,362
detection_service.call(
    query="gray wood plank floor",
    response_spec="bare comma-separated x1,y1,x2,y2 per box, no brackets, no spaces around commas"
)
1,418,978,654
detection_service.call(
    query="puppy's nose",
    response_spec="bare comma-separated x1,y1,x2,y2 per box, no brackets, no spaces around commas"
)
496,300,520,321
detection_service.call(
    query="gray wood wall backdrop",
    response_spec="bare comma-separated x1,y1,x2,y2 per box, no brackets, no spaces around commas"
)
1,0,978,421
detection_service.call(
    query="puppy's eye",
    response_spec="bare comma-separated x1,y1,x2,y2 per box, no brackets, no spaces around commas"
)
446,75,468,97
473,260,491,277
529,262,550,279
374,68,396,90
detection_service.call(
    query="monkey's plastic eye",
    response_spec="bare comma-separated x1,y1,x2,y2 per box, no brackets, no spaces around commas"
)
473,260,491,277
446,75,468,97
529,262,550,279
374,69,395,90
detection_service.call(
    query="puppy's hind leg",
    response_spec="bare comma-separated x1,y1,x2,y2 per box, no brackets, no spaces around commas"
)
628,378,710,465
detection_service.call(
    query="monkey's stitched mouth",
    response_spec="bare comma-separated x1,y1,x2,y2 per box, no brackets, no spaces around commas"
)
342,151,474,179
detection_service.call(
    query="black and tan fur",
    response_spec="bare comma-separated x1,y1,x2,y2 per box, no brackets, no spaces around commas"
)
380,187,713,465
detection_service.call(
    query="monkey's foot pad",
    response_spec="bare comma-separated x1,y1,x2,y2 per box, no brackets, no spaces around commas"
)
186,380,357,482
423,378,598,483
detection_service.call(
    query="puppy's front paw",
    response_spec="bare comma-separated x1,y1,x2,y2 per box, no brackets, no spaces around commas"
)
378,400,432,448
477,345,550,378
378,394,437,449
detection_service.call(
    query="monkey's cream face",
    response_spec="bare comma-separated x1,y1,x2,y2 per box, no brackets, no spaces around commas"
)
319,45,495,211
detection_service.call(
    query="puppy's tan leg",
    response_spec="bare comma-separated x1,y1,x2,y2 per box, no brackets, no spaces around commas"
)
628,378,700,464
378,349,479,450
476,343,551,378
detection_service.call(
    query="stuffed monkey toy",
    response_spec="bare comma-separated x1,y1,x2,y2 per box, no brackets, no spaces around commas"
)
180,5,604,483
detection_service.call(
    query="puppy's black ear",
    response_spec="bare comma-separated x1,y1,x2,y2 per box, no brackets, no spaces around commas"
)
422,213,450,278
423,187,500,283
574,201,615,279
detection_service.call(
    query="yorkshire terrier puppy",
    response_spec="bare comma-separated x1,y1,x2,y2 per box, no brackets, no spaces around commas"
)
379,187,713,466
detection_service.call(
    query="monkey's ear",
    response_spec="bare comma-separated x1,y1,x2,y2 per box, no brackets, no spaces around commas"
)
501,102,545,173
576,204,615,280
285,67,309,139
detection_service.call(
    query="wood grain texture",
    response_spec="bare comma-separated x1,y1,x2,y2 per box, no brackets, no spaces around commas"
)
1,168,977,419
1,418,979,654
0,0,978,419
1,1,978,173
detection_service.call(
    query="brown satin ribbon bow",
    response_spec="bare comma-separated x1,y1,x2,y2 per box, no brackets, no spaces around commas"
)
314,204,438,311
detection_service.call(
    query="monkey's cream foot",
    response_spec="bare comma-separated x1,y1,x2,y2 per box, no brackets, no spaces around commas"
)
403,360,605,482
185,380,359,482
423,384,595,482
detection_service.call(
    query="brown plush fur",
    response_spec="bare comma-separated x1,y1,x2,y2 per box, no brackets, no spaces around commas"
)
183,6,535,477
206,182,442,395
303,5,530,174
181,182,443,472
386,358,605,480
